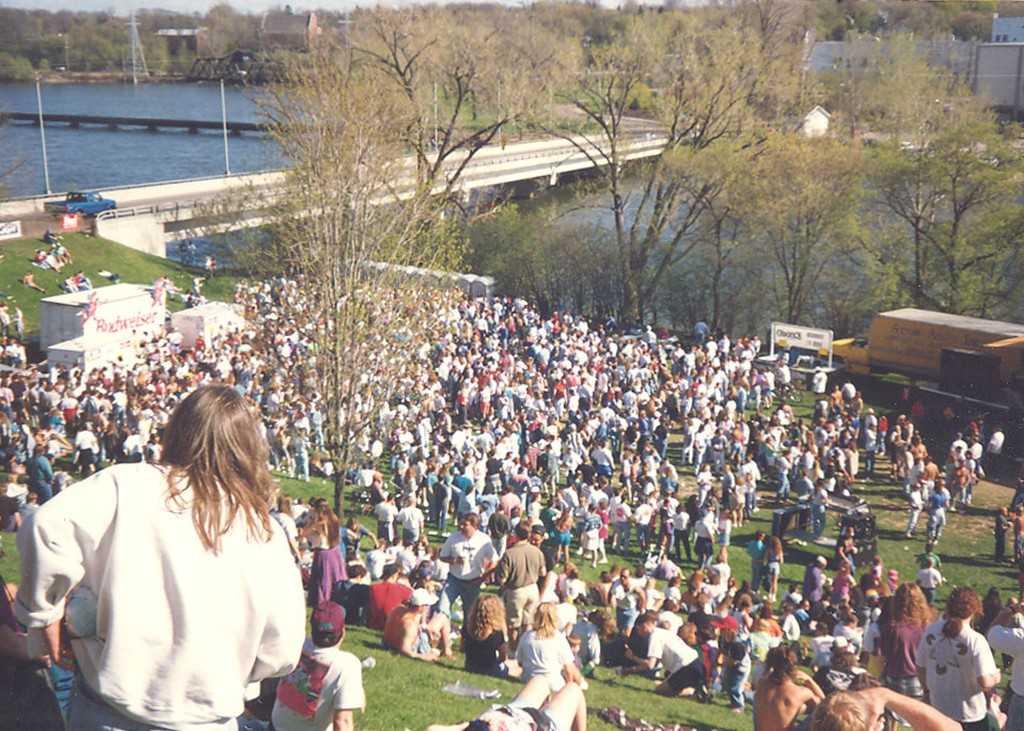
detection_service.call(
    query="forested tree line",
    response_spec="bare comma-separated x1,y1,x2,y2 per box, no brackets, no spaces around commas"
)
461,7,1024,337
0,0,1020,81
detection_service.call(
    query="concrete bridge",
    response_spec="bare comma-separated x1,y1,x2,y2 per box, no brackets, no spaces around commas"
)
2,132,667,257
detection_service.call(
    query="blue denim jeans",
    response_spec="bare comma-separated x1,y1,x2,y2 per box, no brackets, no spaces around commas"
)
723,664,749,709
777,473,790,500
617,607,639,634
812,505,826,538
636,525,650,551
1006,689,1024,731
439,575,482,619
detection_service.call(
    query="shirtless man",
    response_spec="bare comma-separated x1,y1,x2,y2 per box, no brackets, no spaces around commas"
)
382,587,453,662
754,646,824,731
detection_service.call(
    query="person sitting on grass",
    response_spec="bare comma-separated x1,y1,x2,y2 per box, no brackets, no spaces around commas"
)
462,594,518,679
382,587,452,662
620,611,710,701
271,600,365,731
753,645,825,731
425,676,587,731
516,602,583,692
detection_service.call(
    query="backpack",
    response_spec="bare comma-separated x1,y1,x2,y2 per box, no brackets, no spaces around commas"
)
276,650,330,719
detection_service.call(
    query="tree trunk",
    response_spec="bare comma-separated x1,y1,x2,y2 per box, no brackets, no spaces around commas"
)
333,468,345,515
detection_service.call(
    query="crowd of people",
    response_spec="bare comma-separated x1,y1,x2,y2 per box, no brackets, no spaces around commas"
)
0,277,1019,731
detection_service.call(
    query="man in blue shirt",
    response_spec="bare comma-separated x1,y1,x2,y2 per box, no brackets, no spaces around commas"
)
26,445,54,504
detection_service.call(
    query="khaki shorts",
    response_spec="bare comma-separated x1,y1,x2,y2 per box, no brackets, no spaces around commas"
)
504,584,540,629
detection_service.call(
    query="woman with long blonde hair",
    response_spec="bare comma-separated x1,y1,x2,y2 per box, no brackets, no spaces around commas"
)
516,603,583,691
462,595,515,678
15,385,305,730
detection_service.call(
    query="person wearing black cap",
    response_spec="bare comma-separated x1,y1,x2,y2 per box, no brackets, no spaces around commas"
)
273,601,366,731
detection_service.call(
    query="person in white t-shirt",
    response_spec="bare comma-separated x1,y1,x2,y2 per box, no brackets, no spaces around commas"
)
396,497,425,544
916,586,999,727
438,513,497,618
272,601,366,731
73,423,100,476
811,369,828,396
516,603,582,693
915,559,943,605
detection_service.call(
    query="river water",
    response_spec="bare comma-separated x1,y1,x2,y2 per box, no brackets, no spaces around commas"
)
0,82,282,197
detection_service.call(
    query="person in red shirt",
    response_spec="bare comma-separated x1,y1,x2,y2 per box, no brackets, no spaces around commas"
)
366,563,412,631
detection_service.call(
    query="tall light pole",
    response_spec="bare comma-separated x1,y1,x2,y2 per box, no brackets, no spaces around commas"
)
36,79,52,195
220,78,231,175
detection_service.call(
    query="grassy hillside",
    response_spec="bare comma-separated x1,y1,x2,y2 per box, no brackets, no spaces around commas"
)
0,232,236,335
0,240,1013,729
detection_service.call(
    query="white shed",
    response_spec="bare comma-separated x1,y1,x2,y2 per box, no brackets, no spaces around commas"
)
801,106,832,138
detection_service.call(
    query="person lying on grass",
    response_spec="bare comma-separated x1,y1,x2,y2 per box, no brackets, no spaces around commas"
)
425,677,587,731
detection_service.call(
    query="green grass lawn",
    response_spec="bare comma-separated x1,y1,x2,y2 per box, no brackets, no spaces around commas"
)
0,232,236,336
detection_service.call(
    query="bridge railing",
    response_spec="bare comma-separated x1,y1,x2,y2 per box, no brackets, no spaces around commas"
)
95,134,668,221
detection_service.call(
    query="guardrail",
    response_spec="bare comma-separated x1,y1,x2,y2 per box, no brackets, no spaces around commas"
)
97,201,198,221
97,135,669,222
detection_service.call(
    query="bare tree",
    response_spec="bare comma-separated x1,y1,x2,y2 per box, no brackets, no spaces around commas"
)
256,43,463,512
351,6,573,197
549,7,801,325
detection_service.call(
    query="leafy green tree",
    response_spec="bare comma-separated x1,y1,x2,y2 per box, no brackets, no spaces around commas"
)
553,6,804,325
740,133,864,323
866,108,1024,316
0,52,34,81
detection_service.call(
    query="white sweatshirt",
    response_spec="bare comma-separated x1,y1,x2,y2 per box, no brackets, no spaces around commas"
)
15,462,305,728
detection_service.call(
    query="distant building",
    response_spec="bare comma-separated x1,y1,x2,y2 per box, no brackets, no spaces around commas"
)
260,7,319,51
975,43,1024,118
806,39,976,81
156,28,207,56
800,106,831,138
992,15,1024,43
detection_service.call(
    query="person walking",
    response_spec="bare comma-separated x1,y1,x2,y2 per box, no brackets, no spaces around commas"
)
906,481,924,539
15,385,305,730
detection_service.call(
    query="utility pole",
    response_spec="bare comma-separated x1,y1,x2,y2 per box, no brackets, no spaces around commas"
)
36,79,51,195
128,11,149,85
220,78,231,175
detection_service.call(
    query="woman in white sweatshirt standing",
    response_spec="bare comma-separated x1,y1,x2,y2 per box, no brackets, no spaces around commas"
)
15,384,306,730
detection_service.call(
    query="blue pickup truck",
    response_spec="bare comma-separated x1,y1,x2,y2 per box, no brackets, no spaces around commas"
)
45,191,117,216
